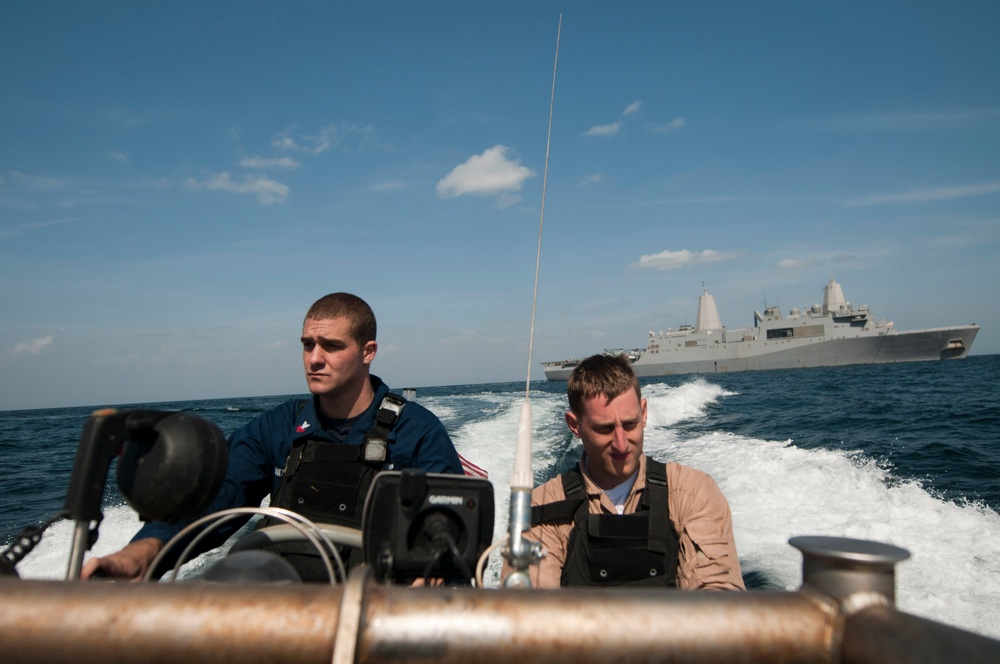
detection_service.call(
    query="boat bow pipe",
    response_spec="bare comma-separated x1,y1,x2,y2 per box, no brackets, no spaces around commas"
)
2,536,998,664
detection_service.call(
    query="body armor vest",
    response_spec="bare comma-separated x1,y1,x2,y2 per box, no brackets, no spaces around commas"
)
259,393,406,580
532,458,680,588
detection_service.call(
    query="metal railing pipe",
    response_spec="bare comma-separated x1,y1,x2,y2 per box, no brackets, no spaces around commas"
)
358,585,837,664
2,572,998,664
840,604,1000,664
0,578,340,664
1,577,837,664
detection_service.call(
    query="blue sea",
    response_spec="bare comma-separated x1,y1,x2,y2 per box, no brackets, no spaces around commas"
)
2,356,998,638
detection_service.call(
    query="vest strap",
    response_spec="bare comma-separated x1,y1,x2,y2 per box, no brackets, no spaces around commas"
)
532,458,673,555
643,459,670,555
562,467,585,499
530,467,588,525
362,393,407,464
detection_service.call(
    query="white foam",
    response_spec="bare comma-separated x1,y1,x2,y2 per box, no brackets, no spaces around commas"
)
14,504,217,581
643,378,735,428
445,389,568,585
642,384,1000,639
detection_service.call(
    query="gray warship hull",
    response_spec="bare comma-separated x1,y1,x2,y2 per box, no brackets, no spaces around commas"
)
542,280,980,380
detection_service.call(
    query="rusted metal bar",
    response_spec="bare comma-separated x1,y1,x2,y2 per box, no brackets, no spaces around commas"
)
841,604,1000,664
358,585,838,664
2,575,997,664
0,579,341,664
1,577,835,664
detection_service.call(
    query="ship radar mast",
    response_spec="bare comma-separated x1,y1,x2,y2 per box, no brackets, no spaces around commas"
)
695,285,724,331
823,279,848,314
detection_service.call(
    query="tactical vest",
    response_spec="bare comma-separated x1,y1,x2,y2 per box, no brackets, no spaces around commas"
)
260,393,406,579
531,458,680,588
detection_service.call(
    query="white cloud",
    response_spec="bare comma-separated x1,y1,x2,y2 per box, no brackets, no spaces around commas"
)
843,181,1000,207
583,122,622,137
108,151,129,163
239,156,302,170
273,125,336,154
436,145,535,199
7,170,71,192
184,171,290,205
368,180,408,193
272,123,377,155
11,335,53,355
578,173,605,187
1,171,171,212
103,107,172,130
649,117,686,133
0,217,77,240
583,101,648,137
773,246,894,271
631,249,740,270
496,193,521,209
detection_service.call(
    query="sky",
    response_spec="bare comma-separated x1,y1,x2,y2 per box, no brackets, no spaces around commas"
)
1,1,998,410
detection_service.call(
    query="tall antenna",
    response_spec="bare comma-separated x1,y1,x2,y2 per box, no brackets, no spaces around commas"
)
504,13,562,588
524,13,562,399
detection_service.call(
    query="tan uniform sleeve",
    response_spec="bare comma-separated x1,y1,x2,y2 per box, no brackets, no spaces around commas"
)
668,463,745,591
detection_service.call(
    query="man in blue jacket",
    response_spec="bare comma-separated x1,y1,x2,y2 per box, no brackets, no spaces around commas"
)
82,292,462,581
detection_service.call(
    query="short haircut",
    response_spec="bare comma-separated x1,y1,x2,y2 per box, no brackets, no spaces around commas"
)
304,293,377,345
567,354,642,416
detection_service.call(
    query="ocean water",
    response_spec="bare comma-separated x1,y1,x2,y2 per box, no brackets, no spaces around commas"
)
2,355,998,639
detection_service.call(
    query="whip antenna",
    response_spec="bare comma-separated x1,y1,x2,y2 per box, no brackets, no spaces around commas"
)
524,14,561,400
504,13,561,588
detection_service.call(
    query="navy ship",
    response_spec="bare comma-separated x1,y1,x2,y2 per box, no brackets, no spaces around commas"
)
542,279,979,380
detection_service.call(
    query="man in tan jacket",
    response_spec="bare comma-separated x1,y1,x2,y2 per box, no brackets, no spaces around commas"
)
504,354,744,590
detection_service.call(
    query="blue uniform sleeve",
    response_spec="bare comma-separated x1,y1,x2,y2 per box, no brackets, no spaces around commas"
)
413,418,463,474
390,404,463,474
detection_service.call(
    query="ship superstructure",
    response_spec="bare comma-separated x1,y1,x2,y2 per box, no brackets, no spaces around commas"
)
542,280,979,380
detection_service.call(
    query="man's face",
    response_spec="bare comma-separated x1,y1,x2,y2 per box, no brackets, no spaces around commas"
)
565,389,646,490
301,316,376,398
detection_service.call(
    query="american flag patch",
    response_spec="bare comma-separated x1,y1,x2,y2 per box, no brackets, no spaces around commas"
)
459,453,489,479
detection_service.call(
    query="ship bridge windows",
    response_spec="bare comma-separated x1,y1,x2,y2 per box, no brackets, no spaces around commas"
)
767,325,825,340
795,324,825,338
767,325,826,339
833,315,870,327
